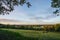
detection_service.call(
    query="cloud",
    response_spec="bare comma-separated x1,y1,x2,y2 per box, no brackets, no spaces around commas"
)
0,0,60,24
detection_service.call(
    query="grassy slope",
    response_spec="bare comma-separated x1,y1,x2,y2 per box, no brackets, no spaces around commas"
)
0,28,60,40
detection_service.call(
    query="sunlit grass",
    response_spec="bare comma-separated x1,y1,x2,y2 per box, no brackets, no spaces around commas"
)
0,28,60,40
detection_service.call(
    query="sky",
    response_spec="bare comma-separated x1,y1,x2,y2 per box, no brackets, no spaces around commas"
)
0,0,60,24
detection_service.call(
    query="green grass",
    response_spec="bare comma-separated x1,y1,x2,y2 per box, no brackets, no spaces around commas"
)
0,28,60,40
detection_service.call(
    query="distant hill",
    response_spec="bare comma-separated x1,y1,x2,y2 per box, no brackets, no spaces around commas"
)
0,19,26,25
0,19,60,25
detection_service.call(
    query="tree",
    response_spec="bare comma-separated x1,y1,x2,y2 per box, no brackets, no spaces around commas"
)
0,0,31,15
51,0,60,15
0,0,60,15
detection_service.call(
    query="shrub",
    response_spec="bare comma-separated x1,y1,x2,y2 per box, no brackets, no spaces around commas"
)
55,24,60,32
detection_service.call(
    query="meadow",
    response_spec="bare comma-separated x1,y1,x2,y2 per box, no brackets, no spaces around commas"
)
0,28,60,40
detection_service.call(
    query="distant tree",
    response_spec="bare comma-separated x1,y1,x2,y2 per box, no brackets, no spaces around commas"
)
51,0,60,15
0,0,31,15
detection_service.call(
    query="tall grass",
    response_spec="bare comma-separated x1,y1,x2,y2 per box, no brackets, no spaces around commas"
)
0,28,60,40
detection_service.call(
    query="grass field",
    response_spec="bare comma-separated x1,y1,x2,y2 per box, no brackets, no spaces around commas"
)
0,28,60,40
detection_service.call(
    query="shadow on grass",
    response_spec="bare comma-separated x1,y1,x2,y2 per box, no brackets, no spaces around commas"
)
0,29,38,40
0,29,60,40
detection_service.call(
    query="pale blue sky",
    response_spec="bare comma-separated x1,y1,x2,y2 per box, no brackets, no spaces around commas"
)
0,0,60,23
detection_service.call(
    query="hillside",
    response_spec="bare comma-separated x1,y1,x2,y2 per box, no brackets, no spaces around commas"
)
0,19,60,25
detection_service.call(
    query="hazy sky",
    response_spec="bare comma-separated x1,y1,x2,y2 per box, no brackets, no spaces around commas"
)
0,0,60,23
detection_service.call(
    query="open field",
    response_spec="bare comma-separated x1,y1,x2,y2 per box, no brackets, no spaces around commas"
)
0,28,60,40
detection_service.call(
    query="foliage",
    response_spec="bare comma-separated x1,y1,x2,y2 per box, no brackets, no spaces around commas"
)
0,24,60,32
0,0,60,15
51,0,60,15
54,24,60,32
0,0,31,15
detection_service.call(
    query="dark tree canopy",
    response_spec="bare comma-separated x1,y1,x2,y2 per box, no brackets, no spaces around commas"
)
0,0,31,15
0,0,60,15
51,0,60,15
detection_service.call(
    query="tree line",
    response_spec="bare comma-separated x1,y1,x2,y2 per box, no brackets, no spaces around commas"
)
0,24,60,32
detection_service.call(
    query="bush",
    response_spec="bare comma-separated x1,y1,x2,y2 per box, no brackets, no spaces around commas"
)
55,24,60,32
